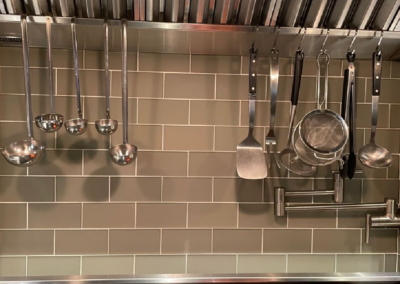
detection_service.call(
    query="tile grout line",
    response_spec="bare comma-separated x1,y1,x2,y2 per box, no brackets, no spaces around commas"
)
159,229,163,254
25,256,28,276
79,255,82,275
108,177,111,202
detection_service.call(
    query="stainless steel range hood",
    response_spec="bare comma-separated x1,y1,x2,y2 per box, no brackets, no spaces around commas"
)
1,0,400,59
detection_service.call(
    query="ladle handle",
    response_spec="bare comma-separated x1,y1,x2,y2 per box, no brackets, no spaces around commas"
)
286,50,303,148
121,19,128,144
248,47,257,133
46,16,55,114
370,51,382,142
291,50,303,106
21,16,34,140
104,18,110,119
71,18,83,119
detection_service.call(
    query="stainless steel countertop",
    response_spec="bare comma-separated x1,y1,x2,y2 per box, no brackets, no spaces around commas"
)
1,273,400,283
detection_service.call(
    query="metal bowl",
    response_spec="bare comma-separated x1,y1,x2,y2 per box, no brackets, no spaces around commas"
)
95,118,118,135
109,143,137,166
2,139,45,167
35,113,64,132
65,118,88,135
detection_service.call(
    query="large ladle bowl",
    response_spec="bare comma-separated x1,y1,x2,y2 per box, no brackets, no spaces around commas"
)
358,142,392,169
358,52,392,169
2,16,45,167
65,118,88,135
3,139,45,167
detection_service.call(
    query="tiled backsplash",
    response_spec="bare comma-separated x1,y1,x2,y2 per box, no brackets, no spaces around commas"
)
0,46,399,276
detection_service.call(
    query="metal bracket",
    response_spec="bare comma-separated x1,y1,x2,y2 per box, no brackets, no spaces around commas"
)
274,171,344,217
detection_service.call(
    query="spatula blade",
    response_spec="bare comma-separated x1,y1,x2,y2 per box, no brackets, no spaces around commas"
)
236,138,268,180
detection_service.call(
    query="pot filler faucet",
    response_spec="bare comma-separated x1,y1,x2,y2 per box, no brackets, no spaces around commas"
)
274,171,400,243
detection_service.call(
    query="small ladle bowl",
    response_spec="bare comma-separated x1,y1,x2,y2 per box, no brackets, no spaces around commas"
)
109,143,137,166
65,118,88,136
95,118,118,135
358,143,392,169
35,113,64,132
2,139,45,167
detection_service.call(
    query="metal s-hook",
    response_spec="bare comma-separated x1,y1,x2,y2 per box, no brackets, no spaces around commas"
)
376,30,384,54
297,27,307,51
320,29,329,54
272,26,280,50
251,26,259,49
347,29,358,54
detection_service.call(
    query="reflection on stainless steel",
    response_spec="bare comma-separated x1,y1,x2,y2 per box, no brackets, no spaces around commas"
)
372,0,400,30
1,273,400,283
0,0,6,14
348,0,380,30
2,15,400,59
214,0,233,24
277,0,308,27
207,0,215,23
261,0,273,26
269,0,282,26
326,0,354,29
237,0,256,25
182,0,189,22
304,0,330,28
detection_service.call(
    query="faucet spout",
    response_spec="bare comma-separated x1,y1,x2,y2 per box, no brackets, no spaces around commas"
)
365,199,399,243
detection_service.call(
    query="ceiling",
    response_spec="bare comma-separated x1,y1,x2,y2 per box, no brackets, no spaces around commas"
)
1,0,400,59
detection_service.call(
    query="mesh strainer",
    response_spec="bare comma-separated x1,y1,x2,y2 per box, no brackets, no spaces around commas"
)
293,51,348,166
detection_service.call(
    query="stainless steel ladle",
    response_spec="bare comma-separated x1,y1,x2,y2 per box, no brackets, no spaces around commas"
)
95,18,118,135
358,49,392,169
2,16,45,167
109,20,137,166
35,16,64,132
65,18,88,135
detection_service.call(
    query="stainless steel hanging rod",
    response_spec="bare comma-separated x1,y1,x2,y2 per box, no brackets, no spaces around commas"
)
1,14,400,39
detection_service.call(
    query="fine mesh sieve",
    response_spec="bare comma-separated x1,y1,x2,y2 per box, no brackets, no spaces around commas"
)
299,109,348,153
293,48,348,166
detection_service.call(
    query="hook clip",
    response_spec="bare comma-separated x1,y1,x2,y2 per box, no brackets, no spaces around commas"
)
320,29,329,54
347,29,358,54
376,30,384,54
297,27,307,51
251,26,259,49
272,27,280,50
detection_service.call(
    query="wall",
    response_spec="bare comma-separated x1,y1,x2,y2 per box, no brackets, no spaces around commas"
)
0,46,399,277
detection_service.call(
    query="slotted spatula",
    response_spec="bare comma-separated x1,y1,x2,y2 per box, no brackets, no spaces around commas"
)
236,48,268,180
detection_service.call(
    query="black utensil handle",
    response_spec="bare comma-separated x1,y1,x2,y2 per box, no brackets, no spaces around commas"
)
349,89,355,153
249,48,257,94
341,69,349,120
372,51,382,97
291,50,304,106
